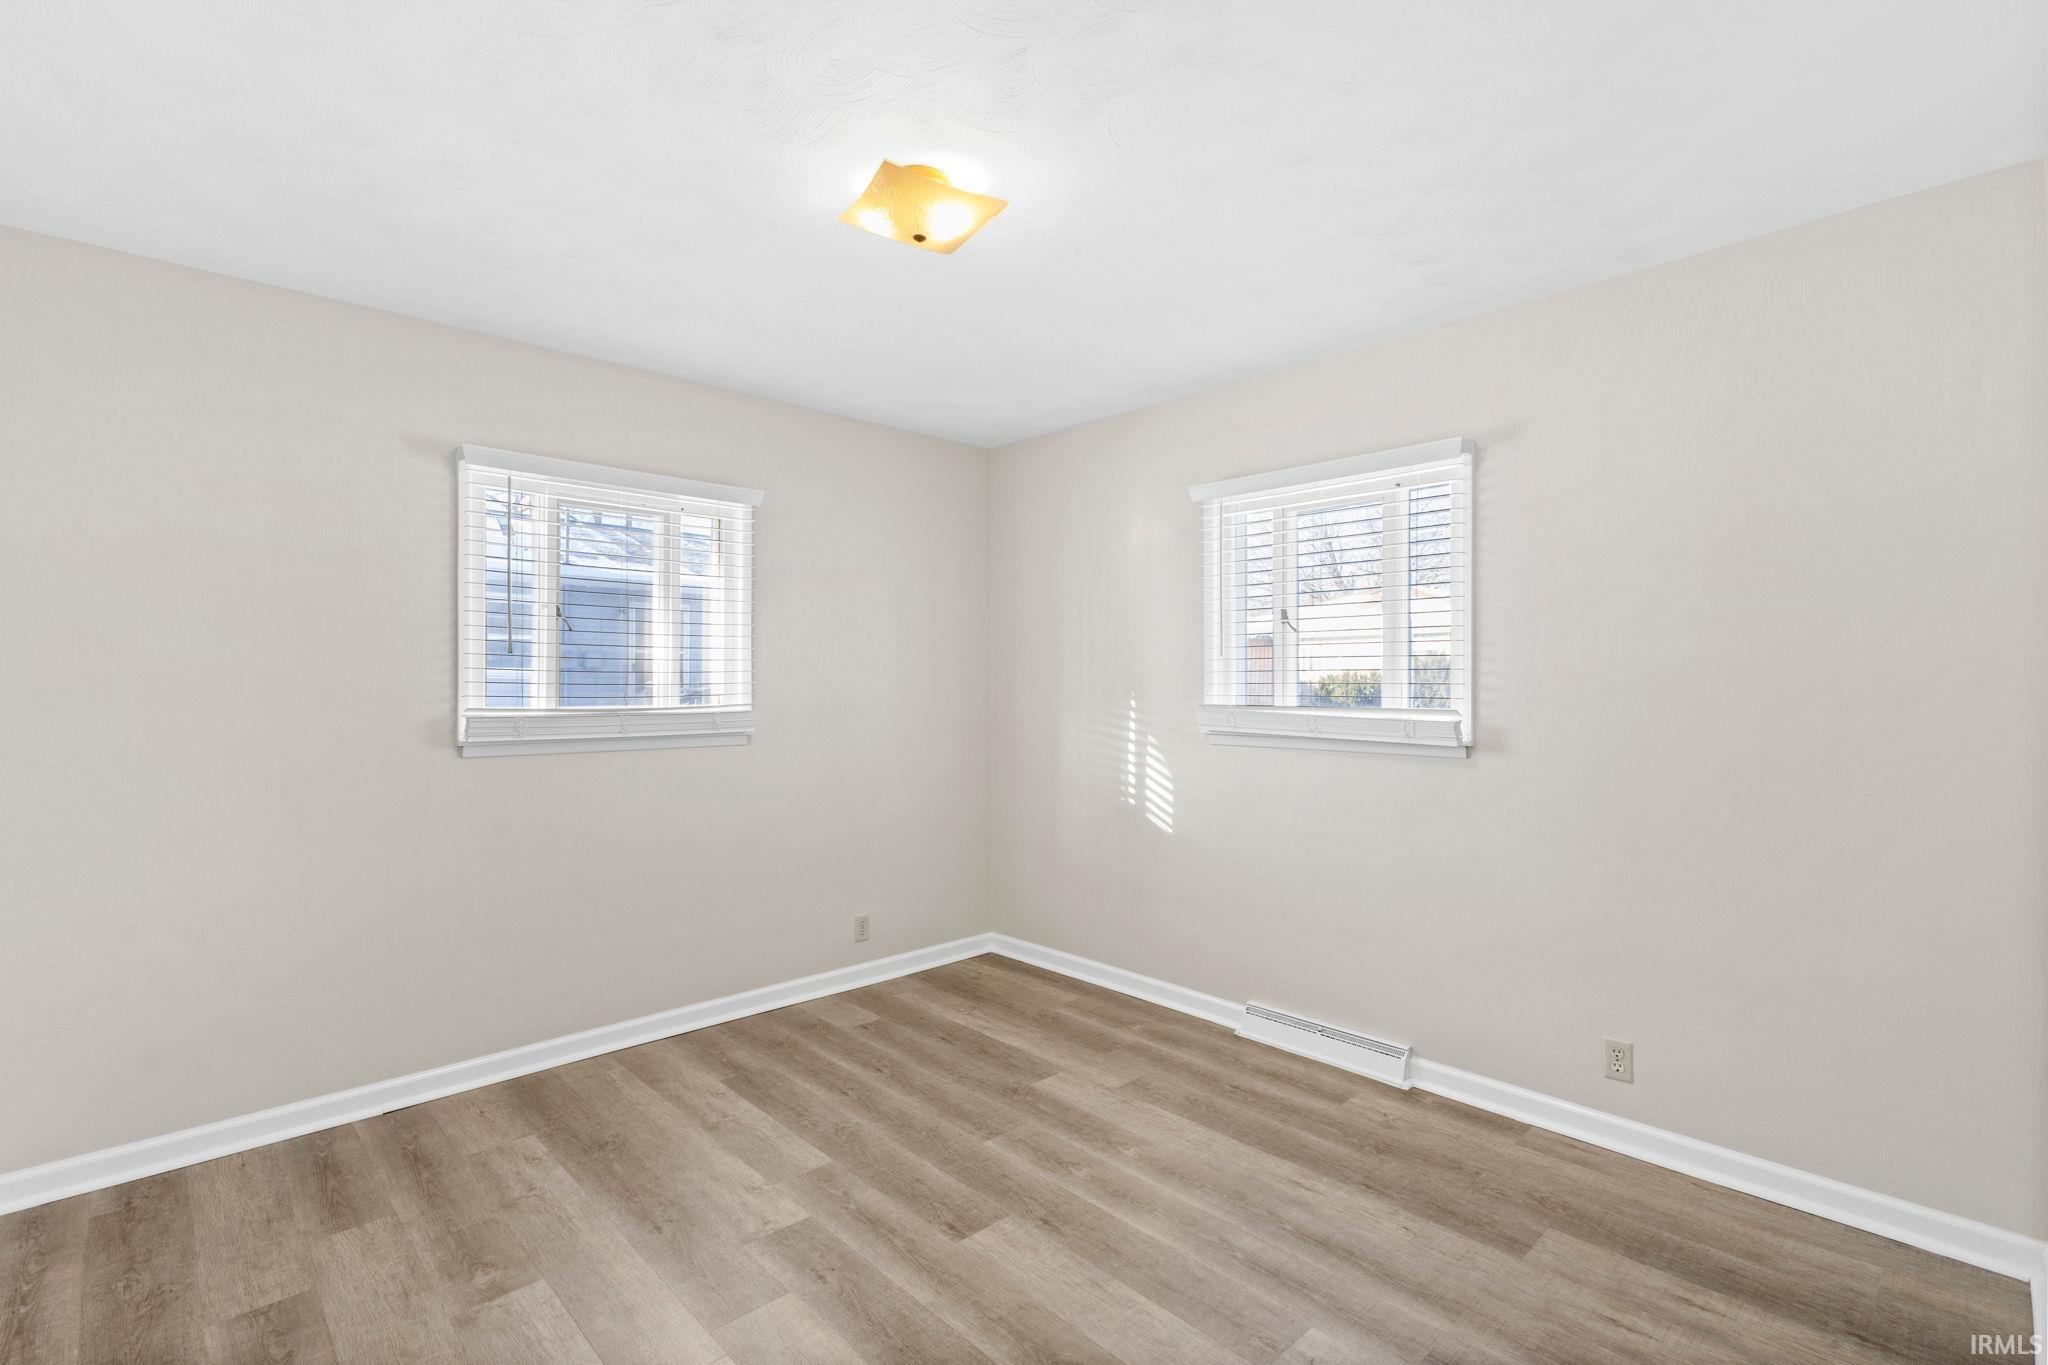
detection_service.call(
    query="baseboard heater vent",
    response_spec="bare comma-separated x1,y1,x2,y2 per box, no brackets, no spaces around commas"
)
1239,1003,1412,1089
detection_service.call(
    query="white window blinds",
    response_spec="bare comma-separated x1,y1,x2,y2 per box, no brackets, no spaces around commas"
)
1192,438,1472,755
457,445,760,756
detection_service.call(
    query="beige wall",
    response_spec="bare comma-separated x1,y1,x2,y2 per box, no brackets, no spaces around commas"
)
988,163,2048,1234
0,227,990,1173
4,164,2043,1239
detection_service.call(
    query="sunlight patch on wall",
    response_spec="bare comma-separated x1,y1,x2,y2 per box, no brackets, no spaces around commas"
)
1120,694,1174,833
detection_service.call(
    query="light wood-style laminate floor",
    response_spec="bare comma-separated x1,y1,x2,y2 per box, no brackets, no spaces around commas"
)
0,954,2030,1364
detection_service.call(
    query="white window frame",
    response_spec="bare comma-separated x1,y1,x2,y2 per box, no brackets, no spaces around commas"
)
1191,437,1473,757
456,444,761,757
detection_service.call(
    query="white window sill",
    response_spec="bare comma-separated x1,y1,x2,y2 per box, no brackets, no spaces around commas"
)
459,706,753,758
1198,704,1468,757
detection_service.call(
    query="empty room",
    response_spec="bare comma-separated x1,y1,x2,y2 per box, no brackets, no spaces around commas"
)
2,2,2045,1362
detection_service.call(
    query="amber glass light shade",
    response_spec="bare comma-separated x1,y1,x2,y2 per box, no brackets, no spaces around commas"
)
839,161,1007,254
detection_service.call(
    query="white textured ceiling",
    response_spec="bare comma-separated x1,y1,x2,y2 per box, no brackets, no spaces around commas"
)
1,2,2041,446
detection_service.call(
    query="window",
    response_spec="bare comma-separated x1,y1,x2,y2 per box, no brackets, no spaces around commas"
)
1192,438,1472,755
457,445,760,756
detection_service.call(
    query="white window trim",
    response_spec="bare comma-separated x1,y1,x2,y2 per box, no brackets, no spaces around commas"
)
1197,704,1467,756
460,444,766,508
1192,437,1474,758
458,706,755,757
455,445,762,758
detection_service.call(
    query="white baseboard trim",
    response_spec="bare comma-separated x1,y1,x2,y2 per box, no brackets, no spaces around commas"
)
0,933,995,1218
7,926,2042,1330
2034,1243,2048,1358
1407,1058,2043,1283
983,934,2047,1290
986,933,1241,1027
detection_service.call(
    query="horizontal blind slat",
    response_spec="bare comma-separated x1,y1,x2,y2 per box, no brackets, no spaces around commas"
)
1196,448,1470,735
459,456,756,730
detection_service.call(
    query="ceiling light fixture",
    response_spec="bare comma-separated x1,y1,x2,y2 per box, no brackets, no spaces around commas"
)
840,161,1006,254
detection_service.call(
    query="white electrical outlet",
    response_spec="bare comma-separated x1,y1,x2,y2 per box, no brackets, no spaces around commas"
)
1604,1038,1634,1083
853,914,871,944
